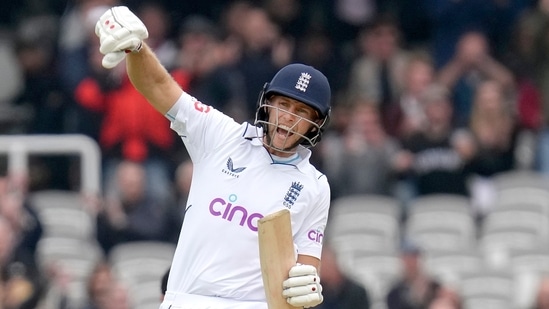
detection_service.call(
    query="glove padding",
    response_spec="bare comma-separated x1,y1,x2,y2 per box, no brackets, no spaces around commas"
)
282,264,323,308
95,6,148,69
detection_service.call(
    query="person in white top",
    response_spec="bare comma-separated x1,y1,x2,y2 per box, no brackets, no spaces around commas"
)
95,6,332,309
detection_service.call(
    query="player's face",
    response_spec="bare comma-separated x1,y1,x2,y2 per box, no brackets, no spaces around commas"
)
264,95,319,156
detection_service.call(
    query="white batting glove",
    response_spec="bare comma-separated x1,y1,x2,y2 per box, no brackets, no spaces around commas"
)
95,6,148,69
282,264,323,308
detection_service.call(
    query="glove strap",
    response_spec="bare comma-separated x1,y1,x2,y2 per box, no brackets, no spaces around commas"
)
125,41,143,54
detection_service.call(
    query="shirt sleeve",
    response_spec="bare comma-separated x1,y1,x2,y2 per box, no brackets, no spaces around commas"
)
293,175,331,259
165,92,245,163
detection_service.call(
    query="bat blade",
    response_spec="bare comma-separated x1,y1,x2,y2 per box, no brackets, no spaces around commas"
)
258,209,302,309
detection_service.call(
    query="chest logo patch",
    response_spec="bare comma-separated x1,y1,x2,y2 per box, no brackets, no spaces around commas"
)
283,182,304,209
222,157,246,178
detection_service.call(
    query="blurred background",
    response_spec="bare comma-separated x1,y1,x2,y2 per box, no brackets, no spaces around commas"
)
2,0,549,308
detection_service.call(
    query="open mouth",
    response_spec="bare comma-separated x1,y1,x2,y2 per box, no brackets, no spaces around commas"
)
276,125,293,137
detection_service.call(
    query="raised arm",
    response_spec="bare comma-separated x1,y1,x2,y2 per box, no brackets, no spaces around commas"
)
95,6,182,114
126,44,183,114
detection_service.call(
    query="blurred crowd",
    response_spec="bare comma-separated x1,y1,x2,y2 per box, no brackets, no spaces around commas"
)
3,0,549,308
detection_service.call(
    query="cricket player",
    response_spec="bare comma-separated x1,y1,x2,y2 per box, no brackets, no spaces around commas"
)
95,6,331,309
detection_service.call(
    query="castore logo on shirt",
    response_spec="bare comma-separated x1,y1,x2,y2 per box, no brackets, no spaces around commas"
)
222,157,246,178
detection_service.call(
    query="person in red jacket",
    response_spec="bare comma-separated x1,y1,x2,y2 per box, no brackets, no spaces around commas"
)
75,38,191,200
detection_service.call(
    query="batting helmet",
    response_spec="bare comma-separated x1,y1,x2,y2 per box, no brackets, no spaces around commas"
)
255,63,331,147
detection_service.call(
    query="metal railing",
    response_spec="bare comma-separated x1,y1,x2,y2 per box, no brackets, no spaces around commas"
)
0,134,101,195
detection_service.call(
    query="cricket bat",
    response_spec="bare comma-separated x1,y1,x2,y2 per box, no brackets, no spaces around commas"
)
258,209,303,309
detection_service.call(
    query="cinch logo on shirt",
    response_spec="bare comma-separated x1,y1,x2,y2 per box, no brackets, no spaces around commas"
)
209,194,263,232
308,228,324,244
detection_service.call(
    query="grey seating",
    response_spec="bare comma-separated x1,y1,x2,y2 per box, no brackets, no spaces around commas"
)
36,236,104,308
422,249,484,287
405,194,477,254
28,190,96,240
326,194,402,271
108,241,175,308
509,248,549,309
459,269,516,309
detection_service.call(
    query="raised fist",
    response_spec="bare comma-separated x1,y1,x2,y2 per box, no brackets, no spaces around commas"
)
95,6,149,68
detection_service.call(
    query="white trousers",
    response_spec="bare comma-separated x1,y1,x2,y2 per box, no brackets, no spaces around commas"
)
160,292,268,309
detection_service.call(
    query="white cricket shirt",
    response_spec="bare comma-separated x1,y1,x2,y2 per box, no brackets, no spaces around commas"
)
161,92,331,309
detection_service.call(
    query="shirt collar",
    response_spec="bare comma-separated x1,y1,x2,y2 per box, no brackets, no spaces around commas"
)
244,124,313,172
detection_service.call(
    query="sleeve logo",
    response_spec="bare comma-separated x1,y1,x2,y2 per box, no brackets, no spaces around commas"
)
193,100,211,113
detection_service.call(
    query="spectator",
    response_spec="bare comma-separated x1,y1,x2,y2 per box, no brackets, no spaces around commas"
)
136,2,178,70
57,1,116,139
13,14,66,135
332,0,379,45
521,0,549,124
466,80,521,217
13,15,73,190
229,4,294,119
346,15,409,128
428,297,460,309
512,0,549,175
321,102,400,199
393,84,476,202
386,240,441,309
423,0,518,69
315,244,370,309
313,101,352,172
0,30,25,133
101,282,131,309
262,0,306,41
500,1,544,132
437,31,515,127
74,31,187,201
0,174,43,260
176,14,248,123
81,261,114,309
96,160,181,254
293,28,351,103
0,214,44,309
385,51,436,138
428,285,462,309
57,0,116,94
467,80,518,175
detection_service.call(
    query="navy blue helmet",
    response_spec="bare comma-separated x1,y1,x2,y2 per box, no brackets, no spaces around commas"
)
255,63,331,148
